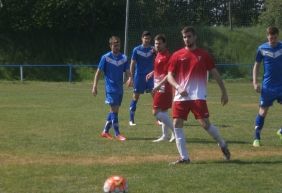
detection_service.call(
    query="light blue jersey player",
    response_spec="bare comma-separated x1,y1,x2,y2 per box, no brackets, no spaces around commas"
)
92,36,131,141
127,31,154,126
252,26,282,147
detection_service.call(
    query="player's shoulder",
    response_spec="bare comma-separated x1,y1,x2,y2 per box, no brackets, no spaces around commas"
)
102,51,112,58
133,45,143,50
120,53,128,61
172,48,186,56
258,42,270,49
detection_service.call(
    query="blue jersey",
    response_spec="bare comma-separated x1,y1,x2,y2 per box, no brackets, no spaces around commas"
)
131,45,154,75
256,42,282,89
98,51,129,94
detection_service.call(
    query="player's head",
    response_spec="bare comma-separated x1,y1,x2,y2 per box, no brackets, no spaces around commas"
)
109,36,121,54
154,34,166,52
181,26,197,49
141,31,151,47
266,26,279,47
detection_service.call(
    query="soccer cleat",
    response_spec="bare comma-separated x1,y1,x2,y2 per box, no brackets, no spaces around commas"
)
277,128,282,140
169,134,175,142
220,145,231,160
116,134,126,141
169,158,190,165
152,135,169,142
101,132,113,140
253,139,261,147
129,121,136,126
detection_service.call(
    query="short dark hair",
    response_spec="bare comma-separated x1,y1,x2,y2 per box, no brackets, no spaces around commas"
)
109,36,120,45
181,26,196,36
267,26,279,35
142,31,151,37
154,34,166,43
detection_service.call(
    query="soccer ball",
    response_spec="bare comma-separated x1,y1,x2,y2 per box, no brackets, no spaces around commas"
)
103,175,128,193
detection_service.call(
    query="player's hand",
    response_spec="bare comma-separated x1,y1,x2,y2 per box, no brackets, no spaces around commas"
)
92,85,98,96
126,77,133,87
253,83,261,93
146,72,154,81
221,92,228,106
152,84,160,94
176,86,188,97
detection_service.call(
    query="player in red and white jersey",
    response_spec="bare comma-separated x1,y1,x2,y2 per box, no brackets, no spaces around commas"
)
167,26,231,164
146,34,175,142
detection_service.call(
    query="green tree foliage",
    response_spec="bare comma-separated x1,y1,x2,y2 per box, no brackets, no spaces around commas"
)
259,0,282,28
0,0,126,32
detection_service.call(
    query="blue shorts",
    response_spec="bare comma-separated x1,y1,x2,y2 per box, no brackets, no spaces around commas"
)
260,88,282,107
133,74,153,94
105,93,123,106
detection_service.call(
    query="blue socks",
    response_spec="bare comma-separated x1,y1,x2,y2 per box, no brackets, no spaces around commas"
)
254,114,265,140
103,112,112,133
111,112,120,136
103,112,120,136
129,100,137,122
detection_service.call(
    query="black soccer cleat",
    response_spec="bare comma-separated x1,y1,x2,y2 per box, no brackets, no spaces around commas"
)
221,145,231,161
169,158,191,165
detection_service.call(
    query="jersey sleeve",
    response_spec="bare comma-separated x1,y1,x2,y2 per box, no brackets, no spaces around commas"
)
205,52,215,71
123,56,129,72
98,55,106,73
168,53,178,73
255,47,263,63
131,47,138,61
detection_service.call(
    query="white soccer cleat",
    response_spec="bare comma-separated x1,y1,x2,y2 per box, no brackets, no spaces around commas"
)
129,121,136,126
152,135,169,142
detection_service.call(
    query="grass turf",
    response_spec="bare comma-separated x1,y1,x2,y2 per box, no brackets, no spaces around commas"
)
0,81,281,193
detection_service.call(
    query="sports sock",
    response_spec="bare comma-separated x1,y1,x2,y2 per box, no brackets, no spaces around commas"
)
206,125,225,147
111,112,120,136
155,111,174,132
129,100,137,122
174,128,189,160
103,112,112,133
161,123,169,138
254,114,265,140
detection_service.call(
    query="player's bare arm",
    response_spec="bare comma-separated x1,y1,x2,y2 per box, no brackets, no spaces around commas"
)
153,75,168,92
210,68,228,106
124,70,131,84
126,59,136,87
252,61,261,93
167,72,188,97
145,71,154,81
92,69,101,96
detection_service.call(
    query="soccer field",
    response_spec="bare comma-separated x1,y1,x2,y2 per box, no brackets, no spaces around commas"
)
0,81,281,193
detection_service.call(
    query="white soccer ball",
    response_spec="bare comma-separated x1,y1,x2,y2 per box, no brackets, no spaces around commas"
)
103,175,128,193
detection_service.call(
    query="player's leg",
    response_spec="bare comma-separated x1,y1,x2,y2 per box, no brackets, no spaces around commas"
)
253,107,269,146
192,100,230,160
170,101,190,164
276,97,282,140
153,91,174,142
101,112,113,139
253,89,275,146
197,118,230,160
109,93,126,141
154,109,175,142
129,93,139,126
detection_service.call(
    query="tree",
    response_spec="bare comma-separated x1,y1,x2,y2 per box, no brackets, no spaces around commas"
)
259,0,282,28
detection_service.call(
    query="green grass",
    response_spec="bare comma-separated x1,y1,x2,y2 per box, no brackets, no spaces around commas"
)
0,81,281,193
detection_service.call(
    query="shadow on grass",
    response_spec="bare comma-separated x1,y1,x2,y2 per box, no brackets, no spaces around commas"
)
187,138,249,144
194,159,282,165
126,137,249,144
127,137,156,141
